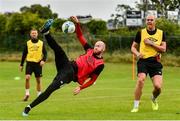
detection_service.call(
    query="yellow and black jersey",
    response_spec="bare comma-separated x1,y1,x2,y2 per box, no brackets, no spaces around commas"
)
26,40,43,62
20,39,47,66
134,28,166,59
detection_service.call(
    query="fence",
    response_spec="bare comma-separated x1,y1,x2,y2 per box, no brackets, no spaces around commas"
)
0,33,180,56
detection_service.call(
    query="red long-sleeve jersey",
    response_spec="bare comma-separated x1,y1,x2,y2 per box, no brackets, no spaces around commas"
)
75,23,104,90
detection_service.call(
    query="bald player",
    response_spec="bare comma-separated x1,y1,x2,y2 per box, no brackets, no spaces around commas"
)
22,16,106,116
130,15,166,112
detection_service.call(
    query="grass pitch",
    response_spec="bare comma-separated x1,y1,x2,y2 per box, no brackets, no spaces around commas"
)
0,62,179,120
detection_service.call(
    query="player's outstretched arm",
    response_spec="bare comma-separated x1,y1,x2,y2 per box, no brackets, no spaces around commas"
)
73,77,97,95
73,74,99,95
70,16,87,46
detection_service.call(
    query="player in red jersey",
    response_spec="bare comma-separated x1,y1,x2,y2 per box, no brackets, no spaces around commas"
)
22,16,106,116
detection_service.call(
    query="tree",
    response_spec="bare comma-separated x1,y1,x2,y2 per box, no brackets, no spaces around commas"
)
3,12,45,50
150,0,176,17
0,14,7,35
5,13,24,34
150,0,180,10
156,17,180,36
87,19,108,35
109,4,134,28
136,0,180,18
0,14,7,47
22,12,45,33
20,4,58,19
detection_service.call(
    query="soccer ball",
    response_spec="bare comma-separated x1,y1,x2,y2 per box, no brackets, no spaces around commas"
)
62,21,75,33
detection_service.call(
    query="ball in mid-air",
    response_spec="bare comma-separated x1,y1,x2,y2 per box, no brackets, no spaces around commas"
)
62,21,75,33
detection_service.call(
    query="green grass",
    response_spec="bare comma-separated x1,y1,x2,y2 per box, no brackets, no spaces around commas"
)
0,62,180,120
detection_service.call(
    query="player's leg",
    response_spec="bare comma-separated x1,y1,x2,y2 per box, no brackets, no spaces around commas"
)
131,59,147,112
22,75,63,116
34,64,43,96
35,77,42,96
135,73,146,100
40,19,69,72
24,74,31,101
45,34,69,72
22,67,74,116
31,77,62,107
150,75,163,111
23,62,33,101
152,75,162,99
149,60,163,111
131,73,146,112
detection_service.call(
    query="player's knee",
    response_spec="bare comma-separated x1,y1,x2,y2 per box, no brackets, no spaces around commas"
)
154,84,161,91
137,78,145,87
49,82,60,91
26,75,31,80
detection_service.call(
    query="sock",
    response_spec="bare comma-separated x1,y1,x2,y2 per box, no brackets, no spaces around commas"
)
134,100,139,108
44,31,49,35
151,95,156,102
27,105,31,109
37,91,42,96
25,89,30,96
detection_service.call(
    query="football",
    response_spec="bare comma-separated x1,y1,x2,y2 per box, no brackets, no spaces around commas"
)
62,21,75,33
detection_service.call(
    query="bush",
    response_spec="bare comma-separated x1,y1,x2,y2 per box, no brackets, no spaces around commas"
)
166,36,180,55
156,18,180,36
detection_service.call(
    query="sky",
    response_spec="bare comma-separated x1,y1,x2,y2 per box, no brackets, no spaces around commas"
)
0,0,138,21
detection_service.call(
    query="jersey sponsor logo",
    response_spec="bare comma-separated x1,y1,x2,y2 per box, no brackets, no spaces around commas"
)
29,45,40,51
87,56,94,65
148,37,158,42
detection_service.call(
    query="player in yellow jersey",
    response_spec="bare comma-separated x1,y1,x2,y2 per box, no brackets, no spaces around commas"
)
131,15,166,112
20,29,47,101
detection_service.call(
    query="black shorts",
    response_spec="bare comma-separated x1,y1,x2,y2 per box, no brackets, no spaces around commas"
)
137,57,163,78
26,62,42,77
